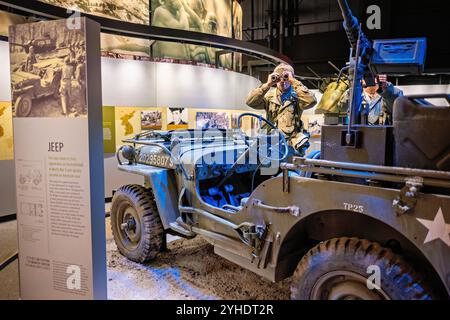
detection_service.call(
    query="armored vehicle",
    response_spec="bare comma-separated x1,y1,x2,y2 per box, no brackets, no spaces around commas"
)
111,0,449,299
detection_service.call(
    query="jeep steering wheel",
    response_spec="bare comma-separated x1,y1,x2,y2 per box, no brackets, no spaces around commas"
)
237,112,289,162
216,113,289,189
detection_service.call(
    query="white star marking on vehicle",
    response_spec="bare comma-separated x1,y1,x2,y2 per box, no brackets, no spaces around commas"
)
416,207,450,247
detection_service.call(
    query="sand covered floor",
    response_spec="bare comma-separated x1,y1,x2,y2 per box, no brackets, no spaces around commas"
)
107,235,291,300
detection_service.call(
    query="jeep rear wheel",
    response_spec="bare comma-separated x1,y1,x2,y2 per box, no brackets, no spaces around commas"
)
111,185,164,263
14,95,32,117
291,237,433,300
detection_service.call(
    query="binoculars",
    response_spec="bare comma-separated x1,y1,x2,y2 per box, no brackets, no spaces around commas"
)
362,75,384,94
271,72,290,83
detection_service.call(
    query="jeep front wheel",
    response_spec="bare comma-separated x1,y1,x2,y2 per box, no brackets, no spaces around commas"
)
14,94,32,117
111,185,164,263
291,237,433,300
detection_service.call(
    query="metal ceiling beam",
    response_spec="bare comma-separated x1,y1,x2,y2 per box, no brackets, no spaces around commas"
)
0,0,292,66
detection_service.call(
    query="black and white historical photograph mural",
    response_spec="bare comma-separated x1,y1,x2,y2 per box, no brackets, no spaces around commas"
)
141,110,162,130
9,19,87,118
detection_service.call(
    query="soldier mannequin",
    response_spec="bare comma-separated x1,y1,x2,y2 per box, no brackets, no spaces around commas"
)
246,63,317,156
338,74,404,125
362,75,403,125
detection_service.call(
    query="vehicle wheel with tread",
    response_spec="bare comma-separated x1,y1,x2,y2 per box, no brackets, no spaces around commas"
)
111,184,164,263
14,94,32,117
291,237,433,300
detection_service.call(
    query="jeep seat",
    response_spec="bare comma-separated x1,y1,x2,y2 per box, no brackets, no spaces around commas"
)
393,95,450,171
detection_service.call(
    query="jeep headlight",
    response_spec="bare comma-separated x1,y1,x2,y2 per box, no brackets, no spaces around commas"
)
117,145,136,165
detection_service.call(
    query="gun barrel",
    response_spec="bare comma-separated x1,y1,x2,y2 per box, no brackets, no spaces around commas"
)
336,0,371,51
337,0,354,26
10,42,26,47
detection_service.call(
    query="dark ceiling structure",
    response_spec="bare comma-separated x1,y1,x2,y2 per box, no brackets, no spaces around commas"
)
240,0,450,85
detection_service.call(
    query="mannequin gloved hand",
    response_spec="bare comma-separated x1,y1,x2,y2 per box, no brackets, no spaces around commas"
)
291,131,310,157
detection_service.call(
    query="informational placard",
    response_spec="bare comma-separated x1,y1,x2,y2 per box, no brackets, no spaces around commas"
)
9,17,106,299
102,106,116,154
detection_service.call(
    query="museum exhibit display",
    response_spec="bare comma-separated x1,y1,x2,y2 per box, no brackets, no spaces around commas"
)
8,16,107,299
0,0,449,305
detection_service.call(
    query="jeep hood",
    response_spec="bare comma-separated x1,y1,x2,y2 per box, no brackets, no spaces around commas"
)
11,71,40,86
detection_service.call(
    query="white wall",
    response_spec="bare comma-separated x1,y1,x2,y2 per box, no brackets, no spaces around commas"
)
101,57,260,109
0,41,11,101
101,57,157,107
151,61,260,109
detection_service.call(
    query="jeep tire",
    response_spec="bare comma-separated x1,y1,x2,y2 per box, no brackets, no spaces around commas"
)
14,94,32,117
291,237,433,300
111,185,164,263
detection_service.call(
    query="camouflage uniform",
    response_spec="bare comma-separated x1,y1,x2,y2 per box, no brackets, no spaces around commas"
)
246,79,317,153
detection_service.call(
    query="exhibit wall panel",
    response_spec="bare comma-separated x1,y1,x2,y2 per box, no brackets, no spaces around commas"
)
154,61,261,109
101,57,261,109
101,58,157,107
10,17,106,299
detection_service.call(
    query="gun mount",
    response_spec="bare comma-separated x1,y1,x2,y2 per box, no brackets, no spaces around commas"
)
336,0,427,146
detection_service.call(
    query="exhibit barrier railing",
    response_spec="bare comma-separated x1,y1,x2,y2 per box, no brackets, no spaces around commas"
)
0,250,18,272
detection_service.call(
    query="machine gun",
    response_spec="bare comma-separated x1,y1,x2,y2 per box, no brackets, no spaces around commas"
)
336,0,427,147
9,41,32,53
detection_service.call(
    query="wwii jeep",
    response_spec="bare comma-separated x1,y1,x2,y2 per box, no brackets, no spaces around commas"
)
111,104,450,300
110,0,449,299
11,58,63,117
